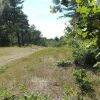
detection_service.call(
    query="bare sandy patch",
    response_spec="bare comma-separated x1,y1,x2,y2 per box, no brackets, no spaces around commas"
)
0,47,43,67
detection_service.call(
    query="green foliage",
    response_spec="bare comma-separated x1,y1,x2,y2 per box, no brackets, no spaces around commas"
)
0,88,13,100
0,89,51,100
46,37,65,47
57,59,72,67
50,0,76,17
51,0,100,71
76,0,100,48
73,69,93,97
0,0,48,47
73,46,97,67
28,25,47,46
0,0,29,46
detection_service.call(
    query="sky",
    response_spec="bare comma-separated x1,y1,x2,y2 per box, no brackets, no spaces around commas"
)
22,0,69,39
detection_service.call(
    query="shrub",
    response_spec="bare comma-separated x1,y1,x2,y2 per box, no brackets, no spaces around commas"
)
57,59,73,67
73,69,93,96
73,47,97,68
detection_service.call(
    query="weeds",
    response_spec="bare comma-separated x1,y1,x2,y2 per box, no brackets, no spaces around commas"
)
73,69,94,100
57,59,73,67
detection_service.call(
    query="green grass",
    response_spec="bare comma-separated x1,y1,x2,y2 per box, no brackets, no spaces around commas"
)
0,46,99,99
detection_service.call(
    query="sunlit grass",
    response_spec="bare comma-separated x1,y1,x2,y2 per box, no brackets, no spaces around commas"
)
0,46,99,99
0,46,75,97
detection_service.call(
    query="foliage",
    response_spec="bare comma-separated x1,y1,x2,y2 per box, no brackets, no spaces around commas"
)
57,59,72,67
51,0,100,70
75,0,100,48
0,88,51,100
0,88,13,100
73,46,97,68
46,37,63,47
0,92,51,100
0,0,48,47
50,0,77,17
0,0,29,46
73,69,93,99
28,25,47,46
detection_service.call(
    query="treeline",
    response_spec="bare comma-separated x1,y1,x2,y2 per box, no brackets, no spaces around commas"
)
0,0,48,47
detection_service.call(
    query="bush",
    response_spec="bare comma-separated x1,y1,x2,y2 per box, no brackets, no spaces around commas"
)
73,69,93,96
57,59,73,67
73,47,97,68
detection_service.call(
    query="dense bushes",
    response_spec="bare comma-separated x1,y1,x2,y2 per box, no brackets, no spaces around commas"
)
73,69,93,99
73,47,97,68
73,42,100,72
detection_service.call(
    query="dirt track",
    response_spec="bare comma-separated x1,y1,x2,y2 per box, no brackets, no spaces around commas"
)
0,47,43,67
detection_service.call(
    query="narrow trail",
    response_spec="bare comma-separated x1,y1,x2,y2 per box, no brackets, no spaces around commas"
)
0,47,44,67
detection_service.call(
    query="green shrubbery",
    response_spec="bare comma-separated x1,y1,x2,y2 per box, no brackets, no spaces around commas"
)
73,42,100,72
73,69,93,99
0,89,51,100
57,59,73,67
73,47,97,68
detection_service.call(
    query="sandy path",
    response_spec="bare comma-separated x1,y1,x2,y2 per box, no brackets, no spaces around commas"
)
0,47,44,67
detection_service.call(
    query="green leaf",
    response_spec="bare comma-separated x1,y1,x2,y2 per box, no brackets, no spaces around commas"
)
77,28,82,35
90,0,96,6
77,6,90,16
76,0,81,3
93,5,100,13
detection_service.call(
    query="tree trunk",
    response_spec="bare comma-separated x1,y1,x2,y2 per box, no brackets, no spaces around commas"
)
17,33,21,47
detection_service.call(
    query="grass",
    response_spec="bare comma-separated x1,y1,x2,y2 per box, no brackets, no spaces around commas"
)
0,46,43,67
0,46,99,99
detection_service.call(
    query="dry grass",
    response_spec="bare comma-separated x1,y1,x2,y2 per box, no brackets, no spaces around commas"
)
0,46,75,97
0,46,43,67
0,46,99,99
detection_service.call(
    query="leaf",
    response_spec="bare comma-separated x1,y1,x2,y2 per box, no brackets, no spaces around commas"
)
77,6,90,16
90,0,96,6
77,28,82,35
82,31,88,38
93,5,100,13
76,0,81,3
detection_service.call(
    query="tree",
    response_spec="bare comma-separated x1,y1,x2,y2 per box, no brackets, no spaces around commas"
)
0,0,30,46
51,0,100,47
50,0,81,38
29,25,43,46
55,36,59,42
15,11,29,46
75,0,100,48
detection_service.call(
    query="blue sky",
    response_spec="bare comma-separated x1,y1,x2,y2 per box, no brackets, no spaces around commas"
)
22,0,69,38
